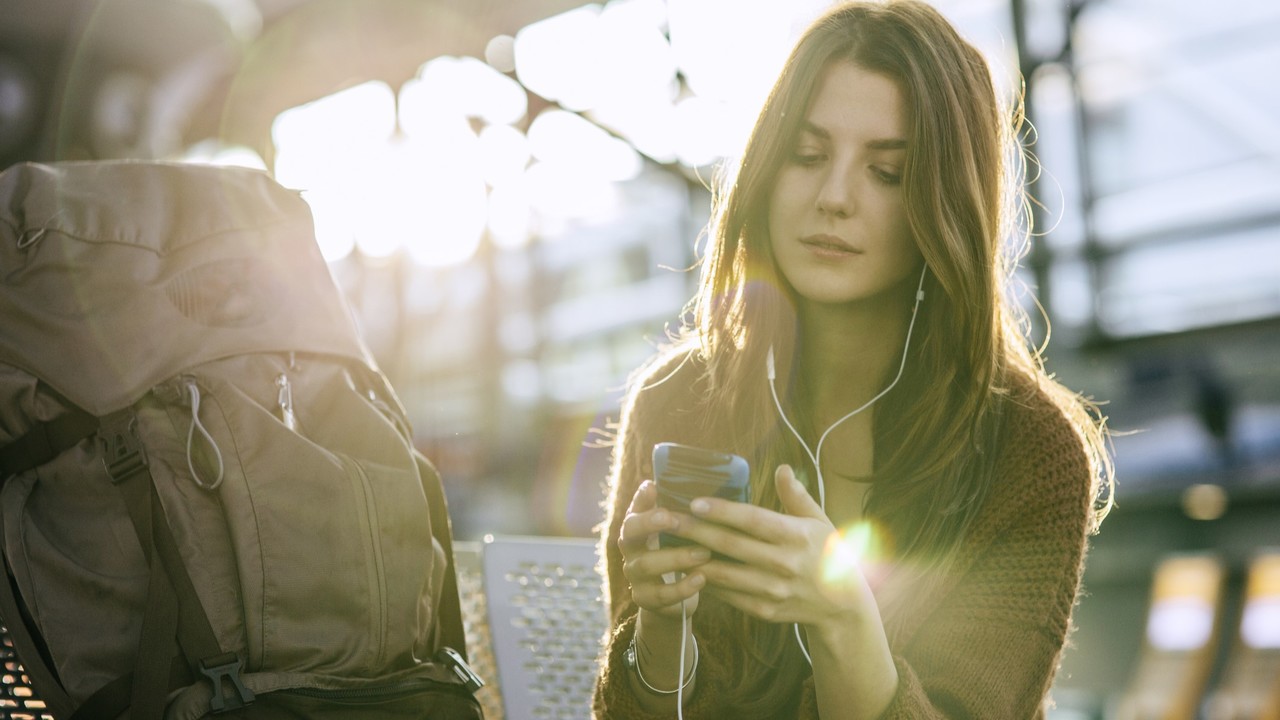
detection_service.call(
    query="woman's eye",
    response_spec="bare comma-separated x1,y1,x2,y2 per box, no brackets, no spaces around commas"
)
791,152,825,166
873,167,902,185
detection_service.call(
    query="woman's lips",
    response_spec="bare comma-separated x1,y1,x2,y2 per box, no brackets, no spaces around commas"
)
800,234,861,257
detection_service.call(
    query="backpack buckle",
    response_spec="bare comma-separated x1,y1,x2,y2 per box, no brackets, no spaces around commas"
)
435,646,485,694
98,410,147,483
200,652,255,713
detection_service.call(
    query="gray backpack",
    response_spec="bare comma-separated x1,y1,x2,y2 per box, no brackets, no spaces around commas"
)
0,161,483,719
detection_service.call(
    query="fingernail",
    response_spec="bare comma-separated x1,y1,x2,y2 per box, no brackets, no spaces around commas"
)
653,509,668,524
690,574,705,587
691,548,711,562
781,465,799,485
690,499,709,515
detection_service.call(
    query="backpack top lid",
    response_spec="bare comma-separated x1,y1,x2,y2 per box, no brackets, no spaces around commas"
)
0,160,372,415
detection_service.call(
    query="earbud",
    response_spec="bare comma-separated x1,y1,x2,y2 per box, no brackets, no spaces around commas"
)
766,346,776,381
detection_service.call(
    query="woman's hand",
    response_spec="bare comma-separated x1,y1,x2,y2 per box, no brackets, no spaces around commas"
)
617,479,711,620
674,465,876,633
616,480,706,706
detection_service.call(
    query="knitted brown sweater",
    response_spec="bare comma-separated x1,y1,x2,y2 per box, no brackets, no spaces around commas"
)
593,349,1093,719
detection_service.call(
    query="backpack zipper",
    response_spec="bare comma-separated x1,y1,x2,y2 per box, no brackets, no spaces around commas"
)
274,373,296,431
344,456,388,666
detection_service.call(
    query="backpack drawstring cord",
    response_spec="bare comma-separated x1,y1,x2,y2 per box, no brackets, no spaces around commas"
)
185,380,225,491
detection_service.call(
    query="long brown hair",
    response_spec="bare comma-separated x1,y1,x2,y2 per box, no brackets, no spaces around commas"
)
679,1,1113,712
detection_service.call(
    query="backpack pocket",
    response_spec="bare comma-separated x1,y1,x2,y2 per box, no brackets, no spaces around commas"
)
137,354,444,677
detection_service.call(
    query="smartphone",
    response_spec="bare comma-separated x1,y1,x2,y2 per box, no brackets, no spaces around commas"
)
653,442,750,558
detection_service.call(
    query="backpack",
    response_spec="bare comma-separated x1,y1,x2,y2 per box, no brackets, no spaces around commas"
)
0,161,484,719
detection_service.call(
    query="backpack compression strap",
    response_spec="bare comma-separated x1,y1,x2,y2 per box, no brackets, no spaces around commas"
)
98,409,256,718
0,409,99,482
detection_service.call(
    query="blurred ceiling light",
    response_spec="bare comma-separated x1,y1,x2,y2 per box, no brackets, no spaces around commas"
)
274,80,396,146
488,179,534,250
272,81,486,266
595,3,677,108
513,4,603,111
514,2,675,116
402,56,527,130
525,160,620,224
300,188,357,262
602,0,668,32
527,109,641,182
672,95,745,168
358,130,487,267
667,0,795,109
485,34,517,74
589,97,679,165
272,81,397,192
477,124,531,188
663,0,837,168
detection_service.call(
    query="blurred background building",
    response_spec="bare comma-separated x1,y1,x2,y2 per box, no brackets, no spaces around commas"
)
2,0,1279,716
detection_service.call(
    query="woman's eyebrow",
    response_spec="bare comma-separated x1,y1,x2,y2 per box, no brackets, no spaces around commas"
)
866,138,908,151
798,121,907,150
799,120,830,140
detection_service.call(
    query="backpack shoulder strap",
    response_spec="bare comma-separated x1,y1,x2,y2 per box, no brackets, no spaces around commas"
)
0,406,98,482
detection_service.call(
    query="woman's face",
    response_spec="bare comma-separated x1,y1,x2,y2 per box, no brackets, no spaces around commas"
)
768,61,922,307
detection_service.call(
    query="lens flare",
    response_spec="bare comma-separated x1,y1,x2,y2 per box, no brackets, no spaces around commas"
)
821,521,889,590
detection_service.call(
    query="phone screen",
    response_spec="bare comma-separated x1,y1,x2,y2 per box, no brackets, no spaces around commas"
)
653,443,750,557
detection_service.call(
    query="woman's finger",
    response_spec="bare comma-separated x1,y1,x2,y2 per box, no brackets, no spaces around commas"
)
629,479,657,512
672,513,801,574
623,545,711,583
698,557,791,599
618,481,677,554
705,584,790,624
774,464,826,520
687,494,800,545
630,571,706,610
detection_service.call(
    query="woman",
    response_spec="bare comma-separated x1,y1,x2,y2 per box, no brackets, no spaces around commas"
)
593,1,1113,719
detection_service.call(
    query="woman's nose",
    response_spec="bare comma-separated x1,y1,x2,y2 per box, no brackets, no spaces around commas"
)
815,169,854,218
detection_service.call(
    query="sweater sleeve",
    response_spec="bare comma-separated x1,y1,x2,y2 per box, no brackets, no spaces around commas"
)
829,392,1094,719
593,348,718,719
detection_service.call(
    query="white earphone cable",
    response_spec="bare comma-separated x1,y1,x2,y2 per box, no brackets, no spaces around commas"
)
677,599,688,719
767,264,927,665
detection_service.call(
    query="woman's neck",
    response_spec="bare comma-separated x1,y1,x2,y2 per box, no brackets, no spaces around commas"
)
795,289,915,425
